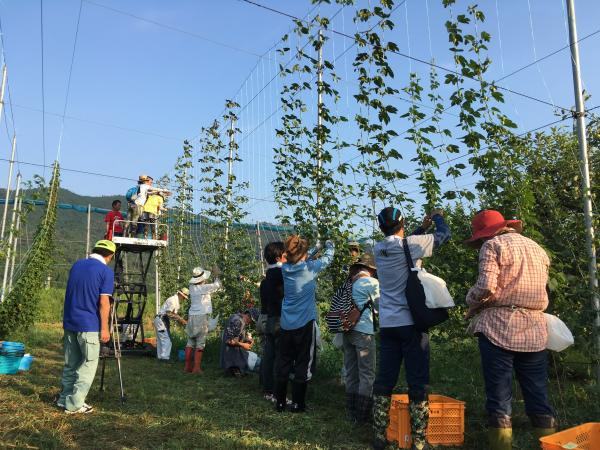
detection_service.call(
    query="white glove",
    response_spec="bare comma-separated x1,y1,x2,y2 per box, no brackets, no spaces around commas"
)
325,240,334,248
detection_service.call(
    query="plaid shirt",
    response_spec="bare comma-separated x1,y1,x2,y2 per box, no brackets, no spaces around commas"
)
467,232,550,352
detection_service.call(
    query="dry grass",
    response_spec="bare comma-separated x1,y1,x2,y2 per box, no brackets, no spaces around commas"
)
1,321,598,449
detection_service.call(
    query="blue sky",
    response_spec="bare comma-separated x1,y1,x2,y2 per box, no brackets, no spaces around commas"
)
0,0,598,225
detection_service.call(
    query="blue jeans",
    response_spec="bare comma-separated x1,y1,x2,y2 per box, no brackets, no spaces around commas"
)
373,325,429,401
478,334,554,427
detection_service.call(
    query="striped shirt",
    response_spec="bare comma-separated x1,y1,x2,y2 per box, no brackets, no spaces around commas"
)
467,232,550,352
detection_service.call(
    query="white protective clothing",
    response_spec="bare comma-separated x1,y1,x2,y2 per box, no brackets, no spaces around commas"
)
154,294,181,360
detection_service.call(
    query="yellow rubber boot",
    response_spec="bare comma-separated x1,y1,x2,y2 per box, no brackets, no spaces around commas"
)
488,427,512,450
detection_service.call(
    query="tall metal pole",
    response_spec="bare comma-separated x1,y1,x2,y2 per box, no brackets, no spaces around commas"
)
8,194,22,292
256,221,265,276
1,135,16,239
85,203,91,256
316,28,324,239
176,167,186,283
155,250,160,314
225,117,236,252
566,0,600,383
1,173,21,302
0,66,7,127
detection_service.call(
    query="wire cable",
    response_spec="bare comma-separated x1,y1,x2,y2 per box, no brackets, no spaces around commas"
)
40,0,46,177
83,0,271,60
56,0,84,162
238,0,569,111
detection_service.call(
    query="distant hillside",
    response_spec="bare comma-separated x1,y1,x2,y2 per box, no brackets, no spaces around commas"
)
5,188,288,288
4,188,127,286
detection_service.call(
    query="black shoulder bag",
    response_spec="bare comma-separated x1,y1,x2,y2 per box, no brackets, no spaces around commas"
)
402,239,449,332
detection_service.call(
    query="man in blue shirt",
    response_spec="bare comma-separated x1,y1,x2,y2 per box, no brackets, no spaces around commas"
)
57,239,115,414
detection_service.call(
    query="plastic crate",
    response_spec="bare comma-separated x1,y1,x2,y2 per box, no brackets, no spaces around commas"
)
386,394,465,448
540,423,600,450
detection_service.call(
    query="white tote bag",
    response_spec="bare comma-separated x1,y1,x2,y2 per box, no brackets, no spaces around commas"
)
544,313,574,352
412,268,455,309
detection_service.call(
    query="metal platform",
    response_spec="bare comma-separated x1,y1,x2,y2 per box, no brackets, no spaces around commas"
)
112,235,168,248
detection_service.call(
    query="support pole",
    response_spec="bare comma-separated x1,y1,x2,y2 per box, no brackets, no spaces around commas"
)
85,203,91,256
155,250,160,314
8,194,22,292
225,116,236,252
1,135,16,239
566,0,600,383
0,65,7,127
316,28,324,238
176,167,186,283
256,221,265,276
1,173,21,302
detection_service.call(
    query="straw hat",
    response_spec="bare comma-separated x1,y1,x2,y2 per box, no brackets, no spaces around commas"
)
351,253,376,271
177,287,190,299
465,210,523,245
189,267,211,284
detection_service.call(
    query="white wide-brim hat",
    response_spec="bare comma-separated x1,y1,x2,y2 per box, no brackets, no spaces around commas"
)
189,267,211,284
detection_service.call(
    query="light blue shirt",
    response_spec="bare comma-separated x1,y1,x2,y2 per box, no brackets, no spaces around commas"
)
281,242,335,330
352,276,380,335
374,234,434,327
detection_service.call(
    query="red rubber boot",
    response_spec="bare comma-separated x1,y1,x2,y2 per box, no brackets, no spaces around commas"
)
183,347,194,373
191,349,204,374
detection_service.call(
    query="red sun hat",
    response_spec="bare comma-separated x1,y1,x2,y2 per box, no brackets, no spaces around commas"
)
465,210,523,244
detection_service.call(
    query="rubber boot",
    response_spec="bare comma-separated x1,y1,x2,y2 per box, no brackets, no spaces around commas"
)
191,349,204,374
183,347,194,373
409,400,430,450
346,392,357,422
531,414,557,440
290,381,307,413
274,379,287,412
356,395,373,424
487,427,512,450
372,395,391,450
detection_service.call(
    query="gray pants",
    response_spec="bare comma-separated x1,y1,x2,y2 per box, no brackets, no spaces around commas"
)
58,331,100,411
343,330,376,397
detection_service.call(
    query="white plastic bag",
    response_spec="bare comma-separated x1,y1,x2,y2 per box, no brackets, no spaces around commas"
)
412,268,455,309
208,315,219,332
332,332,344,349
247,351,259,371
545,313,574,352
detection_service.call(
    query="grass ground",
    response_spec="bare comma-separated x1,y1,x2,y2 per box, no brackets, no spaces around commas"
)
1,291,598,449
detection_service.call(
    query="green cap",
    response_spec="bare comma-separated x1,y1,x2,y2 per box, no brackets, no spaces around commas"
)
94,239,116,254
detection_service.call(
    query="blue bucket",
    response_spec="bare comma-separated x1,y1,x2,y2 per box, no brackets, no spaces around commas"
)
0,354,23,374
178,349,185,361
18,354,34,371
1,341,25,351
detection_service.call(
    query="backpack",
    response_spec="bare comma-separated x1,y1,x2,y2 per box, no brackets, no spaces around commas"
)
126,186,139,202
326,278,373,333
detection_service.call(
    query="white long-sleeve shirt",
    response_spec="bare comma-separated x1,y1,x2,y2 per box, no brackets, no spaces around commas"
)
188,280,222,315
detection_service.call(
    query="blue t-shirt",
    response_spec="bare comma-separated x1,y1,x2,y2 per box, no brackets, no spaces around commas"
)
63,257,115,332
281,242,334,330
352,277,379,335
